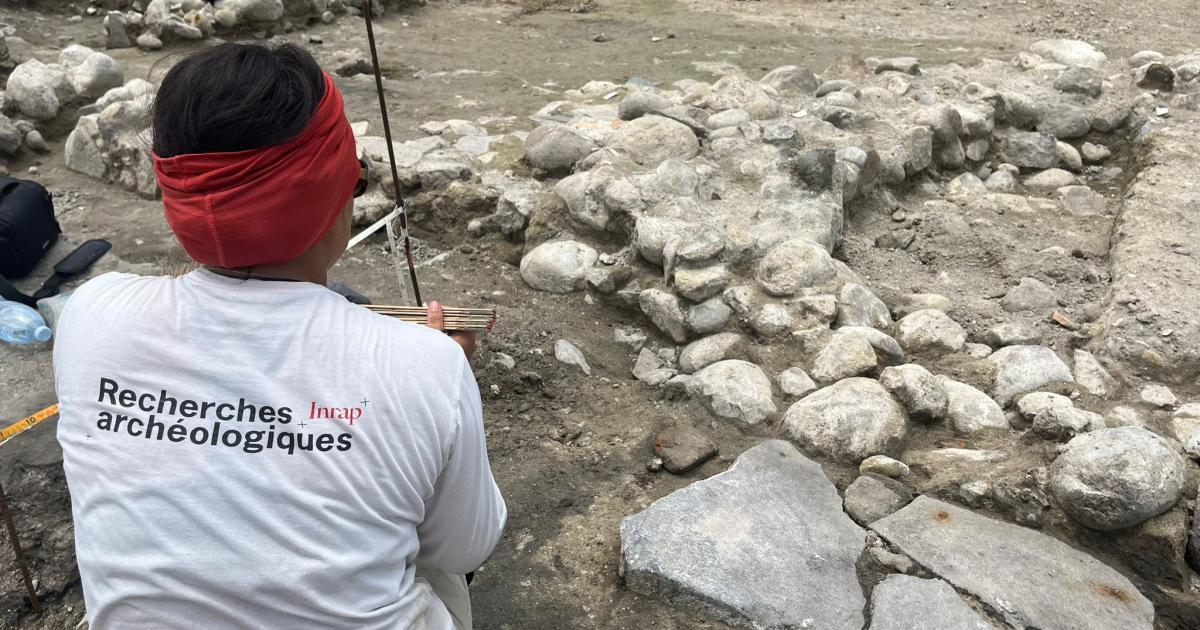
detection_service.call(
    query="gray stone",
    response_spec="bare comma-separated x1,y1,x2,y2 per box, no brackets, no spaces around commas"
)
615,327,649,350
816,79,857,97
755,239,837,297
860,455,910,478
889,293,952,318
524,124,595,172
104,12,132,49
1031,39,1108,69
554,340,591,375
679,333,743,374
789,149,836,190
844,474,913,525
879,364,948,422
989,345,1074,404
1038,108,1091,139
634,216,691,265
1081,142,1111,163
1057,141,1083,172
619,90,672,121
1017,391,1074,421
689,360,777,424
674,265,730,302
1001,130,1059,169
1000,277,1059,312
1139,384,1178,408
226,0,284,22
63,46,124,100
620,440,866,629
519,240,598,293
875,57,920,75
608,115,699,165
760,65,819,94
750,303,793,338
895,309,967,354
1074,349,1116,397
1050,427,1187,531
984,170,1018,192
822,91,858,108
986,321,1041,347
946,173,986,197
960,136,988,160
868,575,993,630
706,108,751,129
784,377,908,462
5,59,65,120
1032,406,1105,440
640,288,690,343
943,380,1009,433
23,129,48,153
415,149,475,189
836,283,891,329
1054,66,1103,97
810,330,878,382
1023,168,1076,191
838,327,905,365
874,496,1154,630
633,348,677,386
653,424,718,474
0,116,20,155
778,367,818,398
1106,405,1145,428
687,298,733,335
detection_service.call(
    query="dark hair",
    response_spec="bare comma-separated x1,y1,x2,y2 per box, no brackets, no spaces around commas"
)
152,43,326,158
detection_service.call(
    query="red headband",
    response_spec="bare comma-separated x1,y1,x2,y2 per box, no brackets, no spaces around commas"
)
153,72,359,268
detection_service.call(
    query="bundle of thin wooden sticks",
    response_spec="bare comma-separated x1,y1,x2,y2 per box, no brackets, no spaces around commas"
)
365,304,496,332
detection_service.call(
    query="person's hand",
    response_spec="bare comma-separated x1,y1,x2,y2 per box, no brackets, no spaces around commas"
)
428,301,477,358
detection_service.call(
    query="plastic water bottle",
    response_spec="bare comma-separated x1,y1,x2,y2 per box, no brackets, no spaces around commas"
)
0,298,53,345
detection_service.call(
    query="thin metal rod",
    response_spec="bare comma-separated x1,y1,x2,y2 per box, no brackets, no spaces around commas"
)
362,0,423,306
0,480,40,613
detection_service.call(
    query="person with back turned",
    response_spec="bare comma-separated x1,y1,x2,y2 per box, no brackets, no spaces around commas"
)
53,42,505,629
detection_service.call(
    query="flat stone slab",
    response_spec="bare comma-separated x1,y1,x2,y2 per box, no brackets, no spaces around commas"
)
620,440,866,629
872,496,1155,630
869,574,995,630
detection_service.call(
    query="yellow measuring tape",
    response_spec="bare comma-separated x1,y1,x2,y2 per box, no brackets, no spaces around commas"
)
0,404,59,443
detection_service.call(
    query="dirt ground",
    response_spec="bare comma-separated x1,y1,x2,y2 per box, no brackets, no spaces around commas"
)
1,0,1199,628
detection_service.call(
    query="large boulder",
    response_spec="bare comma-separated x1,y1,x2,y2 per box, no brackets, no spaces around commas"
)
519,240,598,293
1050,427,1187,531
783,378,908,462
1001,130,1059,169
60,45,124,100
524,123,595,172
5,59,66,120
988,345,1073,405
620,440,866,629
688,360,777,424
755,239,837,297
65,82,158,197
607,115,699,165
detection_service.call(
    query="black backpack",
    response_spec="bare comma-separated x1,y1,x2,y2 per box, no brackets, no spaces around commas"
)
0,175,59,279
0,176,109,307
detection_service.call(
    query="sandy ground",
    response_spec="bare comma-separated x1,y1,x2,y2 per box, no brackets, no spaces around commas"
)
1,0,1199,628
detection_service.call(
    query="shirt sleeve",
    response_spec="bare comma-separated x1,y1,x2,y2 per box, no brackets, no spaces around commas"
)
415,361,507,574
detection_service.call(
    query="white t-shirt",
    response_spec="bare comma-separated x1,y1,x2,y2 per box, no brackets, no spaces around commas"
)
54,270,506,629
